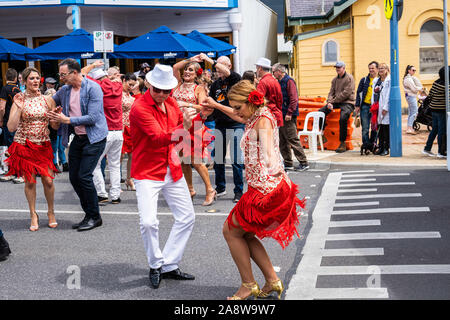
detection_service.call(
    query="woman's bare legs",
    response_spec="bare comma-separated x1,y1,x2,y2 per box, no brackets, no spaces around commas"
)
192,158,215,205
41,173,56,226
24,174,38,230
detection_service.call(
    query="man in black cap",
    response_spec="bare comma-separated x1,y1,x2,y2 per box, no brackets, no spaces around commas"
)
45,77,58,92
136,62,151,80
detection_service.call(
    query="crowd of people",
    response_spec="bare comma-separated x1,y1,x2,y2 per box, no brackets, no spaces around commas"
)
0,54,447,300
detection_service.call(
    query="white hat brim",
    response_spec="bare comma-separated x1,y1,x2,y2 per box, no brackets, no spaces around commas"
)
146,71,179,90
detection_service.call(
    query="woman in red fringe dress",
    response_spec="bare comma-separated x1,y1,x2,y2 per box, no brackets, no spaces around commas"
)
217,80,305,300
6,67,60,231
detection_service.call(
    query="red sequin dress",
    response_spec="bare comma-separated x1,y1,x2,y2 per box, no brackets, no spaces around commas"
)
227,107,305,249
172,82,212,160
6,93,58,183
122,91,135,154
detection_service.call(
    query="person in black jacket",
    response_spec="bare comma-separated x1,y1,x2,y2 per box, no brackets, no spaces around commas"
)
355,61,379,149
423,66,448,158
0,229,11,261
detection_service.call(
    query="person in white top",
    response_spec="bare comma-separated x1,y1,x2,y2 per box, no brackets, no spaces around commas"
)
403,65,423,134
371,63,391,156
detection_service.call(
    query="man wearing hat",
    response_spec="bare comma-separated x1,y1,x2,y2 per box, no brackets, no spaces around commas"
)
319,61,356,153
45,77,58,92
130,64,213,289
82,60,124,205
255,57,283,127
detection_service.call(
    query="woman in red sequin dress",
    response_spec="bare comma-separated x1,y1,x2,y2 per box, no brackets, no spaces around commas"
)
172,55,216,206
217,80,305,300
6,67,60,231
121,73,137,191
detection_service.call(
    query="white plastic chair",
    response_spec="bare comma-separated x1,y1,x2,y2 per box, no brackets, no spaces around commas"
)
297,111,325,154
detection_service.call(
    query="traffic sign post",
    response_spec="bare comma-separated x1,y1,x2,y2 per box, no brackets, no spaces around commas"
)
386,0,403,157
94,31,114,70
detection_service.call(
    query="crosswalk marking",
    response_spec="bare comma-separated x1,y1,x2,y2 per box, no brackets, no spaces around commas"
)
333,201,380,207
329,220,381,227
318,265,450,275
337,188,378,193
339,182,416,187
342,173,410,178
312,288,388,299
322,248,384,257
326,231,440,241
336,193,422,200
332,207,430,215
340,178,377,182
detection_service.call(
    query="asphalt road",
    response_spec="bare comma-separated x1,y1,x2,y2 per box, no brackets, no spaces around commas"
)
0,163,328,300
1,163,449,300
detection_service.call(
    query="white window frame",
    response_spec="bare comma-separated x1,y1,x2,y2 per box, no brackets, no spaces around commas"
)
322,39,340,66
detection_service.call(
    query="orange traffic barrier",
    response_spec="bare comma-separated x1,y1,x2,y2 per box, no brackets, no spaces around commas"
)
299,96,327,103
297,106,354,151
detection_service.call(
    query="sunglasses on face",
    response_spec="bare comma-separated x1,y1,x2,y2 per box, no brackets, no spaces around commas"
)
152,87,172,94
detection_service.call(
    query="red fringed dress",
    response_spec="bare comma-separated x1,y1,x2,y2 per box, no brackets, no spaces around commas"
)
121,91,135,154
5,93,58,183
227,107,306,249
172,82,213,162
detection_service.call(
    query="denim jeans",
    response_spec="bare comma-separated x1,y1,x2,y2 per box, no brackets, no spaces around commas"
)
360,103,372,145
213,124,245,195
425,112,447,154
204,120,215,161
2,126,15,147
406,95,418,128
51,135,67,165
68,135,106,220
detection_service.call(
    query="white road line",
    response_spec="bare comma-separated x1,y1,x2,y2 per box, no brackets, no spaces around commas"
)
342,173,410,178
339,182,416,187
0,208,229,217
332,207,430,215
326,231,441,241
318,265,450,275
333,202,380,207
329,220,381,227
322,248,384,257
337,188,377,193
312,288,388,299
336,193,422,200
339,179,377,182
340,170,376,174
286,172,341,300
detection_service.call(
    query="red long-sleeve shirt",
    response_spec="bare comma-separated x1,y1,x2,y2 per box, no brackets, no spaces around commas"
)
257,73,284,127
130,90,202,182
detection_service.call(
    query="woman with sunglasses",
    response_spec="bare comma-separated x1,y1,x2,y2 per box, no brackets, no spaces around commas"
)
403,65,424,134
6,67,60,231
172,54,216,206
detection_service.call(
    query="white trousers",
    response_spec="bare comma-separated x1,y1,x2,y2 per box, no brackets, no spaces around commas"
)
135,168,195,272
93,130,124,200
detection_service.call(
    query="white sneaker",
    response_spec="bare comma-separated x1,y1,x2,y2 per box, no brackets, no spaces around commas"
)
12,177,24,184
422,150,435,157
437,153,447,159
0,175,14,182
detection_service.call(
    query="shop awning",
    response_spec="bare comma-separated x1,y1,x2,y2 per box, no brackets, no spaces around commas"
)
186,30,236,57
0,36,33,61
25,29,112,60
110,26,215,59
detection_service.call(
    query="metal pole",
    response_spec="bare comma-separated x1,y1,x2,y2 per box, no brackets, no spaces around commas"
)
389,0,403,157
444,0,450,170
72,5,81,65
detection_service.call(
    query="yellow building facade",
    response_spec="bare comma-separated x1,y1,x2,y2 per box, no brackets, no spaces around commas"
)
286,0,450,105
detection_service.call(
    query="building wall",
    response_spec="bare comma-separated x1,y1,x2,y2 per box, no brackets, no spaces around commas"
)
296,28,353,98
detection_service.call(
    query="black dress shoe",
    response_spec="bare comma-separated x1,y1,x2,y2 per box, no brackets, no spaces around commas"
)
149,267,162,289
72,218,88,229
0,235,11,261
161,268,195,280
77,218,102,232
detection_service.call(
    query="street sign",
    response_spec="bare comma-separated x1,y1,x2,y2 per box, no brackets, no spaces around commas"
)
384,0,394,19
93,31,114,53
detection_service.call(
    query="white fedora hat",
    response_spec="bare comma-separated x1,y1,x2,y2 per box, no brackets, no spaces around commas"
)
145,64,178,90
90,68,107,80
255,57,272,69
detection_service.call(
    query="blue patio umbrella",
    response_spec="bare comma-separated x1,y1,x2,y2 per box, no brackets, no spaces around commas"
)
186,30,236,57
110,26,215,59
0,36,33,60
25,29,111,60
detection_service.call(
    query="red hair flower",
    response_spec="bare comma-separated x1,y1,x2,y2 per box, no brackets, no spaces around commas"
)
248,90,264,105
197,68,203,77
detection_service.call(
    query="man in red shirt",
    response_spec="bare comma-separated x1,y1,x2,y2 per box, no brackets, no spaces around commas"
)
81,60,124,204
130,64,213,289
256,57,283,127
